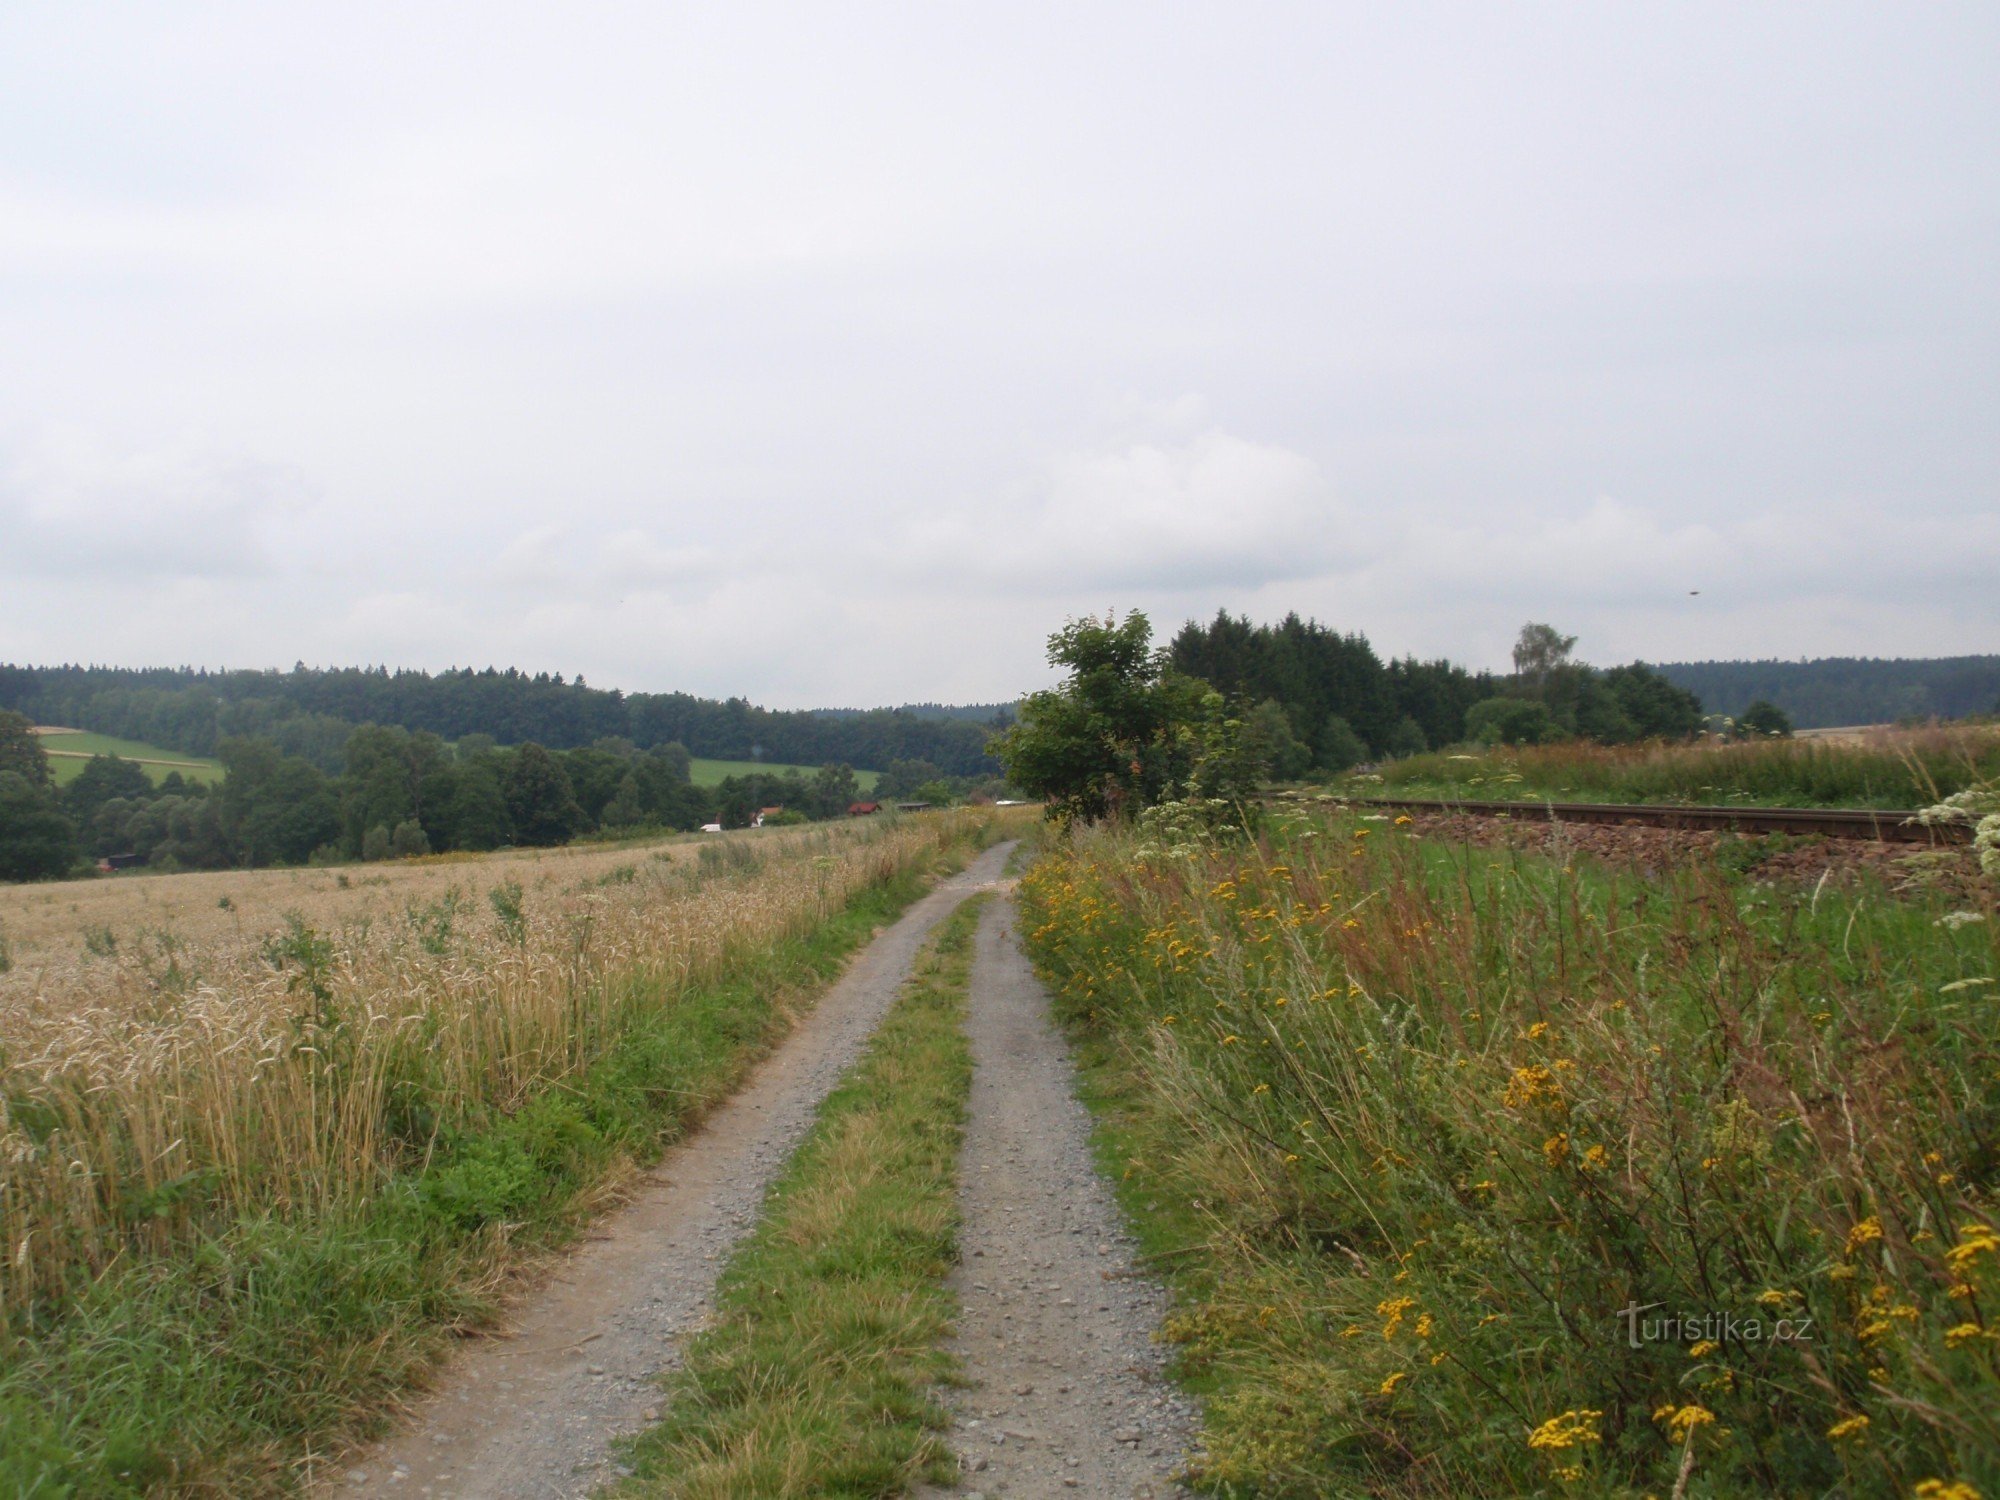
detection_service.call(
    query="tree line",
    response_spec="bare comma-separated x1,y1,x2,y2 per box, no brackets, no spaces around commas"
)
0,664,1001,777
1652,655,2000,729
1165,611,1705,773
997,612,1717,824
0,710,906,881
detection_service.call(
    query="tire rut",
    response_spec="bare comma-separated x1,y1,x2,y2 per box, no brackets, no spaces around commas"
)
922,897,1196,1500
324,842,1017,1499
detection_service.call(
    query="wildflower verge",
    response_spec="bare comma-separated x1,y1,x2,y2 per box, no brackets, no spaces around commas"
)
613,896,987,1497
1021,807,1999,1497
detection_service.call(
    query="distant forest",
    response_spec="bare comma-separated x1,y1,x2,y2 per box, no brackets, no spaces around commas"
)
0,664,1000,776
1653,656,2000,729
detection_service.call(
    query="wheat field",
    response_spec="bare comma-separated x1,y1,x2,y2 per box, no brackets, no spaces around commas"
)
0,814,986,1315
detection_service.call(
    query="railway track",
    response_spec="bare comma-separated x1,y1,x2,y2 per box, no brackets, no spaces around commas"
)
1272,795,1973,844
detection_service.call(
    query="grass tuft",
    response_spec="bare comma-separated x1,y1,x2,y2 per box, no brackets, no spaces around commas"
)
615,895,989,1499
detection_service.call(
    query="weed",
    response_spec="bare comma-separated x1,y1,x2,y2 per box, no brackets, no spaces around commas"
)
1021,810,2000,1497
488,879,527,944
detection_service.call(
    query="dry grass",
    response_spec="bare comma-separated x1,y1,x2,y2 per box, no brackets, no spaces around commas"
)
0,815,985,1316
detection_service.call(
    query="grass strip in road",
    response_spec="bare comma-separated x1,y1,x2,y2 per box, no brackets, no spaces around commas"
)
616,895,989,1499
0,843,992,1498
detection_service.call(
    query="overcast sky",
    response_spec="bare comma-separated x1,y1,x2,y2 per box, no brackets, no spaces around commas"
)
3,4,1995,708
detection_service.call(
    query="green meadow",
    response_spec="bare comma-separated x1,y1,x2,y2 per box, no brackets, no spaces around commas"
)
33,730,225,787
687,757,881,792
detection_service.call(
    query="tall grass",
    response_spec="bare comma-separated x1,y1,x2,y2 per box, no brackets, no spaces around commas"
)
0,815,985,1317
1373,724,2000,808
1020,808,1999,1497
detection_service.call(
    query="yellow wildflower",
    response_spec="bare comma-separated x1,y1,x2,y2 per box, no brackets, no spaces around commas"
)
1827,1414,1870,1441
1653,1404,1716,1444
1913,1481,1983,1500
1527,1408,1603,1452
1846,1217,1884,1256
1945,1222,1999,1273
1379,1371,1407,1395
1688,1340,1719,1359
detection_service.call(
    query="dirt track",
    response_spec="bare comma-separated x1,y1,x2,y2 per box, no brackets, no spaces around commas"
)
332,843,1192,1498
331,844,1016,1498
919,899,1195,1499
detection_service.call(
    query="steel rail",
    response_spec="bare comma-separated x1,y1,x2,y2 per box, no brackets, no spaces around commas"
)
1264,794,1972,844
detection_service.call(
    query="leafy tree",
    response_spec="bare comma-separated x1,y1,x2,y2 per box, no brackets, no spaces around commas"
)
877,758,945,800
650,740,693,782
504,743,584,846
1384,716,1429,759
62,755,153,827
995,612,1240,823
1602,663,1703,739
1316,714,1370,772
808,764,860,819
437,760,513,851
1512,623,1578,696
912,779,959,809
1466,697,1558,747
600,772,648,829
0,771,79,880
1242,699,1313,782
217,738,342,866
0,710,53,790
390,819,431,857
362,824,393,862
1736,700,1794,738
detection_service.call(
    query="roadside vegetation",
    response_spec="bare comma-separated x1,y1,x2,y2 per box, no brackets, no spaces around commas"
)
616,896,988,1498
1369,723,2000,810
0,811,1001,1494
1019,803,1999,1497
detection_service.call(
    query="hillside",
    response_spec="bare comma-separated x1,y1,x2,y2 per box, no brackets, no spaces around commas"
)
1654,654,2000,728
0,664,998,777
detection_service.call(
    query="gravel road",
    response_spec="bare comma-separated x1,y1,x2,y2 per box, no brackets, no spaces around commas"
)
921,898,1196,1500
327,841,1017,1499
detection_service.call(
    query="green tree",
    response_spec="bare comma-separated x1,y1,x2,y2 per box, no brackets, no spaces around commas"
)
0,710,54,790
1736,700,1794,738
994,611,1233,823
1466,697,1558,746
1512,622,1578,697
808,764,861,819
504,743,584,846
62,755,153,827
0,771,81,881
1384,716,1429,759
1315,713,1370,772
438,760,513,850
1242,699,1313,782
390,819,431,857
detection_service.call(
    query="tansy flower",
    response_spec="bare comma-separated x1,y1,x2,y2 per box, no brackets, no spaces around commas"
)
1913,1481,1983,1500
1827,1414,1870,1441
1846,1217,1884,1256
1653,1404,1715,1444
1379,1371,1408,1395
1527,1409,1603,1452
